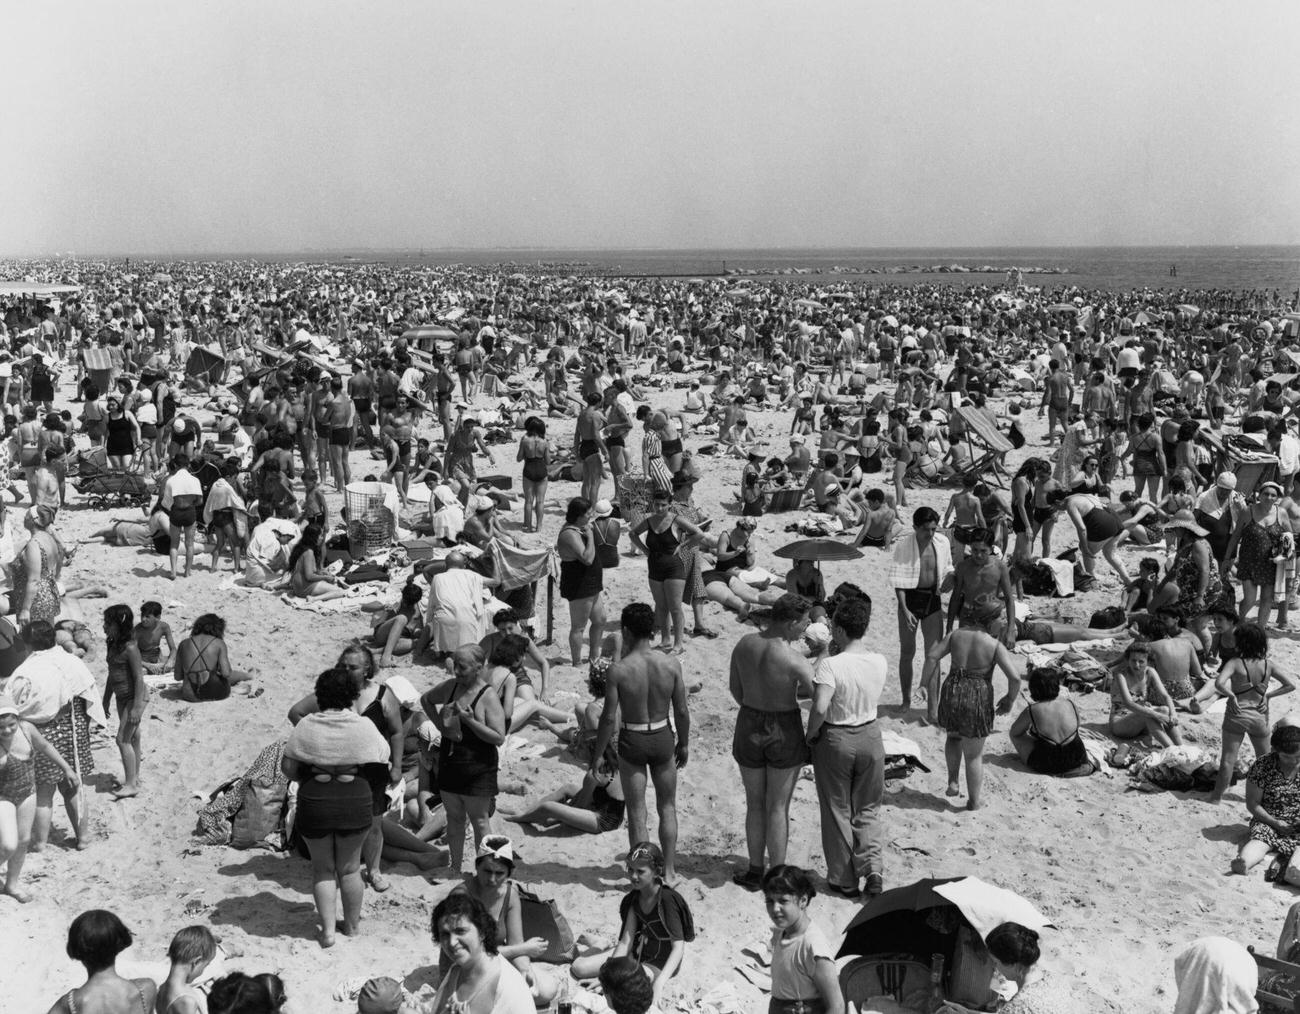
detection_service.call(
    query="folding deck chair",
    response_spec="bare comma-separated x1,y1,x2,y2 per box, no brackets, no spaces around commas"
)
953,404,1014,488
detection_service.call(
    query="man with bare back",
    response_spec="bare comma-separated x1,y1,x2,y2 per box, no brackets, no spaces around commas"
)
728,592,813,890
591,602,690,884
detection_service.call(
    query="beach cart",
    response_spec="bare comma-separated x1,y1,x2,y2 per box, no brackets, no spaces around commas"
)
344,481,398,558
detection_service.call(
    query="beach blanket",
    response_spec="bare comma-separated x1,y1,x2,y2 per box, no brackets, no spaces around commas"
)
284,709,389,767
278,590,369,614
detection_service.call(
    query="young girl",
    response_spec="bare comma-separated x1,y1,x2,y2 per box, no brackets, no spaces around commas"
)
762,865,844,1014
364,579,425,667
1110,640,1181,748
1124,557,1162,613
103,604,147,800
156,925,218,1014
570,842,693,1008
0,695,79,902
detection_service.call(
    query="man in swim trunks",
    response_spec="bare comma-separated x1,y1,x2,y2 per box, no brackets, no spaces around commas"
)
603,379,636,482
728,592,814,890
889,507,954,713
574,393,608,507
590,602,690,885
348,359,375,448
853,488,897,549
325,377,355,490
946,531,1017,647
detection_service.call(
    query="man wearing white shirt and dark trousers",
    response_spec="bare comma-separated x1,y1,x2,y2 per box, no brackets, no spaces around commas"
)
806,597,887,899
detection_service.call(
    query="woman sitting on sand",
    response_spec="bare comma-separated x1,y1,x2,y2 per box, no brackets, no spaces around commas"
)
429,892,535,1014
1008,666,1095,777
45,909,158,1014
364,579,425,667
173,614,253,702
485,633,572,736
1110,639,1182,747
445,836,560,1007
288,522,347,600
1231,721,1300,876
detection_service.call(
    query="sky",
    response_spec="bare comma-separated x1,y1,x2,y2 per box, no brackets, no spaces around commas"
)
3,0,1298,255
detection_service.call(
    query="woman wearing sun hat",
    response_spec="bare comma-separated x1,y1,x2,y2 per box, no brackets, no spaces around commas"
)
1224,479,1294,632
1154,509,1229,650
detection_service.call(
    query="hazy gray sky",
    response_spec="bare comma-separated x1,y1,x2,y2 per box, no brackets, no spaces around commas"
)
3,0,1297,254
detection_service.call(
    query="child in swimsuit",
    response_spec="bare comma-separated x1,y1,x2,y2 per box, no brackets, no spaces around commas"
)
156,925,217,1014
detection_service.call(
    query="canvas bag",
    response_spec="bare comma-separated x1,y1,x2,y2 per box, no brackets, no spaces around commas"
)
517,885,577,962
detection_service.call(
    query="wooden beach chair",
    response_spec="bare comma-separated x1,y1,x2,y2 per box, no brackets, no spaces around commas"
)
953,405,1014,489
1248,946,1300,1012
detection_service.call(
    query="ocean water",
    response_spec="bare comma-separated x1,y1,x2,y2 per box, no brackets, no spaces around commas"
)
369,245,1300,293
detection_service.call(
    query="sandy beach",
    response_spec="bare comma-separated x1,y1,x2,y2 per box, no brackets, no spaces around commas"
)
0,354,1292,1014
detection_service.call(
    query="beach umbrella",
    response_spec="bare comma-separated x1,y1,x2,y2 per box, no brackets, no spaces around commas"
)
773,538,863,564
402,324,460,344
1128,310,1155,325
1177,304,1200,315
725,287,752,299
1044,303,1078,314
839,876,1052,958
794,298,825,310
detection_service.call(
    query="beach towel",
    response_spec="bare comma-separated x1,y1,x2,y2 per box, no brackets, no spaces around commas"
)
202,477,249,539
285,709,390,767
486,539,557,592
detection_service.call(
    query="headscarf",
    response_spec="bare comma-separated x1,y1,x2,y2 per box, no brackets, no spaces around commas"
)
1173,937,1259,1014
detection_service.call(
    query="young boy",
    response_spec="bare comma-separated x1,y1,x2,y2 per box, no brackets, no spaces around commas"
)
763,865,844,1014
156,925,217,1014
943,474,986,559
133,600,176,676
853,488,898,549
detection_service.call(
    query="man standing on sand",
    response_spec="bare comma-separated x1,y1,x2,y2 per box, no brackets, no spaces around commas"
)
728,593,813,890
325,377,355,490
890,507,953,713
946,530,1017,647
1038,358,1074,446
591,603,690,884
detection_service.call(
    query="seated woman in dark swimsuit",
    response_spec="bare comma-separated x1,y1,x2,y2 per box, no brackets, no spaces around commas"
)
174,613,253,702
1009,666,1095,777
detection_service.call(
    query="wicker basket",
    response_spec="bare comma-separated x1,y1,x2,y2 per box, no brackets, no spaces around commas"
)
344,481,396,558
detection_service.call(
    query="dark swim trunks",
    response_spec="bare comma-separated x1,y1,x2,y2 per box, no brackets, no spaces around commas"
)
579,438,600,460
858,532,888,549
618,725,676,766
329,426,351,446
732,706,810,769
902,588,942,620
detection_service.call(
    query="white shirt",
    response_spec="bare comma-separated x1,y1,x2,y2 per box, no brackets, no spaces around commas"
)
1280,433,1300,475
162,469,203,509
813,650,887,725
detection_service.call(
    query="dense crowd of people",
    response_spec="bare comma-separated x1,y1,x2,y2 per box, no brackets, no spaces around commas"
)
2,258,1299,1011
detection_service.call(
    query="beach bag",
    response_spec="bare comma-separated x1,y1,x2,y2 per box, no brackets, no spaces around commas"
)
517,886,577,962
231,773,289,850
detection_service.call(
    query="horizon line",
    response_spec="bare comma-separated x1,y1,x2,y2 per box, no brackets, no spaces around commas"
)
4,242,1300,261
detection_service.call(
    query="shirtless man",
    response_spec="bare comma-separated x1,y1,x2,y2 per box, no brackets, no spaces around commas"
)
889,507,954,712
574,393,608,506
325,377,355,490
602,381,635,482
348,360,375,448
853,489,898,549
590,602,690,884
945,532,1017,647
728,593,813,890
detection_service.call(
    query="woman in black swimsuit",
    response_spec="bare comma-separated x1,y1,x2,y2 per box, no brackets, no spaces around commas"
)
629,489,707,655
173,614,252,702
422,644,506,874
557,498,607,668
1009,667,1094,776
516,416,551,533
